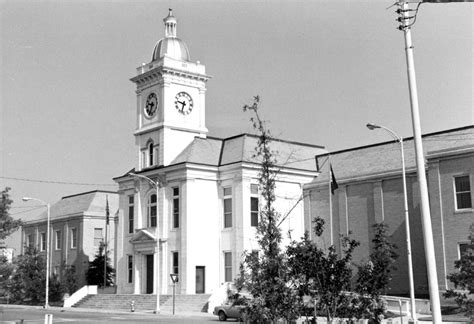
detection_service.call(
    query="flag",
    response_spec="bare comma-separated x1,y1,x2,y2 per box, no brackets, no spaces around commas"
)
330,165,339,194
105,196,110,225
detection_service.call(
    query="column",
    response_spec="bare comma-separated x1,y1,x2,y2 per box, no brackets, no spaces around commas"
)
134,252,140,294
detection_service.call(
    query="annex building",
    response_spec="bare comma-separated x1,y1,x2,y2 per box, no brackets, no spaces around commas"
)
308,126,474,296
113,10,326,296
21,190,119,288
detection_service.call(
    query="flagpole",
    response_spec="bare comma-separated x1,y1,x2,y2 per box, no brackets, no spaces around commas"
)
328,156,333,246
399,2,442,322
104,196,109,289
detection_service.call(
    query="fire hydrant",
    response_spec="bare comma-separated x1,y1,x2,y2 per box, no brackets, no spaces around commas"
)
130,300,135,312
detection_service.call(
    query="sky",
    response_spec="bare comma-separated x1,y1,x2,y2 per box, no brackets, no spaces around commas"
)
1,0,473,241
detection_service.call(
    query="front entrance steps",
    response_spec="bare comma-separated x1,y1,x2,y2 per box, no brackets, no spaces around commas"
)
73,293,211,312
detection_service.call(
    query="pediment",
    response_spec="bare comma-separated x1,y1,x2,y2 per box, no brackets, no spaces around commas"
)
130,229,157,244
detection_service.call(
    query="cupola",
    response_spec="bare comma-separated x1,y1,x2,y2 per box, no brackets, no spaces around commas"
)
151,9,190,62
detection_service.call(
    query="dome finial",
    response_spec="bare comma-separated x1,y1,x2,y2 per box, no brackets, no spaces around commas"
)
163,8,177,38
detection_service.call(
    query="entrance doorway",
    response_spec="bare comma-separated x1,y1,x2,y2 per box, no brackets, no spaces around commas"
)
146,255,154,294
195,266,205,294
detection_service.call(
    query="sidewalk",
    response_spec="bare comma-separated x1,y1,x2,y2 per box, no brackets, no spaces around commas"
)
0,304,215,319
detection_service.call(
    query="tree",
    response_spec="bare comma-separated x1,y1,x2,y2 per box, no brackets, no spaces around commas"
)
0,255,14,299
444,223,474,321
9,246,46,303
354,222,398,322
86,241,114,287
0,187,22,240
287,217,360,321
236,96,299,323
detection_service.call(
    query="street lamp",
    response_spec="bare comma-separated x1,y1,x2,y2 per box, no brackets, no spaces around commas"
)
22,197,50,309
366,123,416,322
129,172,161,314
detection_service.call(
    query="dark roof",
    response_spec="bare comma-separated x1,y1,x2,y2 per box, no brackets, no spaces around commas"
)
116,133,326,180
26,191,119,223
314,125,474,184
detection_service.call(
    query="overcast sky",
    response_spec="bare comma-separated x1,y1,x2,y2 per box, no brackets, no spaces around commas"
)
1,0,472,230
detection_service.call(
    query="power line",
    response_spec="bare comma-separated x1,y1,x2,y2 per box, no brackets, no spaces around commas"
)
0,176,117,187
10,206,45,216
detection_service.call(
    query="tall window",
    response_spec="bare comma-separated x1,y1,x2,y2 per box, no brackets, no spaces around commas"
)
128,195,134,234
70,228,77,249
224,252,232,282
223,187,232,228
454,176,472,210
172,251,179,275
172,188,179,228
40,232,46,251
94,228,103,247
148,142,154,166
127,255,133,283
55,230,61,250
148,194,157,227
250,184,259,227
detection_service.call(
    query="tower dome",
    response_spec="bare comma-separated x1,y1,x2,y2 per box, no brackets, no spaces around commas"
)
152,9,190,62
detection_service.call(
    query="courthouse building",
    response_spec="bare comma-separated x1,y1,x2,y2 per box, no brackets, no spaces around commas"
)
308,126,474,296
113,10,326,296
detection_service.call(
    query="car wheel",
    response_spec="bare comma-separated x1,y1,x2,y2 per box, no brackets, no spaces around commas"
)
218,310,227,321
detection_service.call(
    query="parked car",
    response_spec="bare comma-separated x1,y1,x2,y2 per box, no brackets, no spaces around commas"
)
213,304,246,322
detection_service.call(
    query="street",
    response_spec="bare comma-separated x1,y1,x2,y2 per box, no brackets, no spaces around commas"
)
0,306,222,324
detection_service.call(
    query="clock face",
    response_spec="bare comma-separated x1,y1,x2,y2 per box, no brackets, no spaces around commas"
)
144,92,158,118
174,92,193,115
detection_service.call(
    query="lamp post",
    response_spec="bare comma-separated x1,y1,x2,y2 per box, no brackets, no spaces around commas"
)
366,123,416,322
129,172,161,314
22,197,50,309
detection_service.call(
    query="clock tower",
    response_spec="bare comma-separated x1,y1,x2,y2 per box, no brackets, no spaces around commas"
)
131,9,210,170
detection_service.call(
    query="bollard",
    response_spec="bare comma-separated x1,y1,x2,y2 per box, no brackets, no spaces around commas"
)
44,314,53,324
130,300,135,312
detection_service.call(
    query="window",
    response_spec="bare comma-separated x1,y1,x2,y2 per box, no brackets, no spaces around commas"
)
250,184,259,227
458,243,473,260
40,232,46,251
223,187,232,228
172,251,179,275
147,194,157,227
70,228,77,249
454,176,472,210
172,188,179,228
128,195,134,234
94,228,103,247
127,255,133,283
148,142,154,166
224,252,232,282
55,230,61,250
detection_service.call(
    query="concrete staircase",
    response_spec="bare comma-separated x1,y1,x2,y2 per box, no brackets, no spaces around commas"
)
73,294,211,313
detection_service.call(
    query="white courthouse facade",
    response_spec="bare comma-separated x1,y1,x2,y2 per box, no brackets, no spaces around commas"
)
113,10,325,296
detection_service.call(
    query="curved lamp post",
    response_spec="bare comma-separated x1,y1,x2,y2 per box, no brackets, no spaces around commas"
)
129,172,161,314
22,197,50,309
366,123,416,322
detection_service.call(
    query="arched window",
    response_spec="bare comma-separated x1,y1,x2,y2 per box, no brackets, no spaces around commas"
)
147,194,157,227
148,142,154,166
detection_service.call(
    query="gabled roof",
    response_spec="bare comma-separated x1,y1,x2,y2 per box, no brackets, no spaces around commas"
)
171,133,326,171
26,190,119,223
314,125,474,185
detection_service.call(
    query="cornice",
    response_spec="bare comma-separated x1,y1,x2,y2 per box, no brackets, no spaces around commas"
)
131,65,210,88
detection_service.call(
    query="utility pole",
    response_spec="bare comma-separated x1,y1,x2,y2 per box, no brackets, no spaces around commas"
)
396,2,442,322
